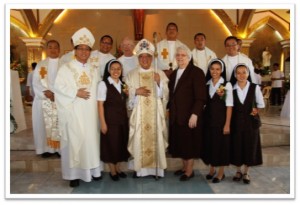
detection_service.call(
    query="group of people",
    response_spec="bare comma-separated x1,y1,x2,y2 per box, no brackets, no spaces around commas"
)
29,22,265,188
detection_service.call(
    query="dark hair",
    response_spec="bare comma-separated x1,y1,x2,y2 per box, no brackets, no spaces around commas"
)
31,62,37,70
194,33,206,40
273,63,279,67
224,36,238,46
205,58,226,82
166,22,178,32
103,59,124,83
46,40,60,48
100,35,113,45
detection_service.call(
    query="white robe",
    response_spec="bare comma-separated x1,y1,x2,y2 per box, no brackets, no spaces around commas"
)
59,50,75,66
54,59,103,182
192,47,217,75
90,50,115,79
125,67,169,177
32,58,60,154
222,53,258,84
157,39,188,70
118,55,139,80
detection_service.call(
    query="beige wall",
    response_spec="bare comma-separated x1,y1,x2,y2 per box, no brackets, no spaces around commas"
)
47,9,229,58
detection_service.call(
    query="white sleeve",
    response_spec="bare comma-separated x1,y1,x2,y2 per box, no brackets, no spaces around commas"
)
225,82,233,106
97,81,107,101
255,85,265,108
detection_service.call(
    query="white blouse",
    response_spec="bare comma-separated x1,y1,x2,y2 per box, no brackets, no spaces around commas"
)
206,77,233,106
233,81,265,108
97,76,122,101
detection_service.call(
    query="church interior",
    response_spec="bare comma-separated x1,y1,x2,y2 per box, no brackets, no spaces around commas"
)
9,8,291,196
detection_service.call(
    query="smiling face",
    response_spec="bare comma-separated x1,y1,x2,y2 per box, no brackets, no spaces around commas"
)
138,53,152,70
74,44,92,64
209,62,222,81
109,62,122,81
235,66,249,83
225,38,239,57
175,49,189,68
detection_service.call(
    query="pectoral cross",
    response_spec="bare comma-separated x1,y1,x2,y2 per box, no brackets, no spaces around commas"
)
40,67,47,79
161,48,168,59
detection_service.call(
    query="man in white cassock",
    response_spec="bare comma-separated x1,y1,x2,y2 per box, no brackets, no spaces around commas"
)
192,33,217,75
89,35,116,79
222,36,258,84
157,22,188,77
125,38,169,178
32,40,61,158
54,27,103,187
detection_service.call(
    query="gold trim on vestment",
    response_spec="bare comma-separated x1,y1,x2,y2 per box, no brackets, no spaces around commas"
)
139,72,157,168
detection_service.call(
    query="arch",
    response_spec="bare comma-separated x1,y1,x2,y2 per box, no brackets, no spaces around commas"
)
39,9,64,37
212,9,237,36
10,16,30,37
247,16,290,39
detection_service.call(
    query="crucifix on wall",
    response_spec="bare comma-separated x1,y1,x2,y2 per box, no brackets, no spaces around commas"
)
133,9,145,41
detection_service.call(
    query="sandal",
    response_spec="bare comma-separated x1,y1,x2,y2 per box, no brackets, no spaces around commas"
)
243,173,251,184
232,171,243,181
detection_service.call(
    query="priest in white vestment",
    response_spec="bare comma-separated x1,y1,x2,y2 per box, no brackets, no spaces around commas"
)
32,40,61,157
192,33,217,75
90,35,116,79
125,38,169,178
222,36,258,84
54,27,103,187
157,22,188,74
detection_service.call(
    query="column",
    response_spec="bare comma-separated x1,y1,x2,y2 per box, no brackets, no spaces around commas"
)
20,37,46,72
239,38,255,56
280,39,290,75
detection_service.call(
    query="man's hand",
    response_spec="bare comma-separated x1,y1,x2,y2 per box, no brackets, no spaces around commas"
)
135,86,151,97
44,90,55,102
77,88,90,100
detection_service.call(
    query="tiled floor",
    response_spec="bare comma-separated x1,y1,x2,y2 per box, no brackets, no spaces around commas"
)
8,104,292,198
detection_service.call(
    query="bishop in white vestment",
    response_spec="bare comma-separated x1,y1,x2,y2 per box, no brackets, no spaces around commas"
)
54,27,103,187
126,39,169,177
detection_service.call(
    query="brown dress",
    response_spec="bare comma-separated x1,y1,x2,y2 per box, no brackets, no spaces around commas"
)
100,79,130,164
230,83,263,166
168,61,207,159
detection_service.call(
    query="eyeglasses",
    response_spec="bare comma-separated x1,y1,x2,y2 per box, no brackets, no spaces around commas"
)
76,47,91,51
225,44,238,47
101,41,112,45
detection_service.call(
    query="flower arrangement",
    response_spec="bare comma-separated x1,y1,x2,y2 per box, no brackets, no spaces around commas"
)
216,85,226,101
10,60,26,78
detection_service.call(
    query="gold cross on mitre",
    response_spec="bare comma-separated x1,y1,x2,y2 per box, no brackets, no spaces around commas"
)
161,48,168,59
40,67,47,79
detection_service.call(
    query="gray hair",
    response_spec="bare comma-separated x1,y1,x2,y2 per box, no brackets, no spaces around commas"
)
175,45,192,60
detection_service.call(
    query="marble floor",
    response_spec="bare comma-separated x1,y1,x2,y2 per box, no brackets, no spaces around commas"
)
8,104,292,199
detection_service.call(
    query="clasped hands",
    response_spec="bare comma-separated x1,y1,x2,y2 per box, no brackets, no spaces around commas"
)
43,90,55,102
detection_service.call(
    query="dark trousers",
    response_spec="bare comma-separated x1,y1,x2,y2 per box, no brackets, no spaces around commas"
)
271,87,282,105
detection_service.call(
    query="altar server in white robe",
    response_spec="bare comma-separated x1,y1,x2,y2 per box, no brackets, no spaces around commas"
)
125,38,169,178
117,37,139,80
90,35,116,79
222,36,258,84
54,27,103,187
32,40,61,158
192,32,217,75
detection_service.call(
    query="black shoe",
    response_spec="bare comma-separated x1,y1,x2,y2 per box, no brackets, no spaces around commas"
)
55,152,61,158
69,179,80,187
179,172,195,181
243,173,251,184
206,171,216,180
110,173,120,181
92,176,102,181
212,174,225,183
233,171,243,181
132,172,139,178
117,172,127,178
174,169,185,176
41,152,52,158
